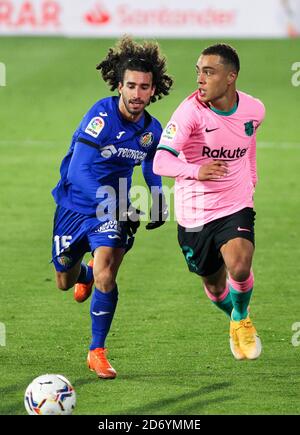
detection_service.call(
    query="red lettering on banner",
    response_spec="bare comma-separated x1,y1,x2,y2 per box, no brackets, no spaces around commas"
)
0,0,60,28
118,6,235,27
41,1,60,27
0,1,13,25
16,2,36,26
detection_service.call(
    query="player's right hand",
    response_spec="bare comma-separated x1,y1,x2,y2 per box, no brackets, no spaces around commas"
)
121,206,143,237
197,160,228,181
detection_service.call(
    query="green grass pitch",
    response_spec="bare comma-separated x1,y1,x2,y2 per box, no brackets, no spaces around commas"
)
0,37,299,415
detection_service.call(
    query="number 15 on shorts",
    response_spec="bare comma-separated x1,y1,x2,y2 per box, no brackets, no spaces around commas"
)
54,235,72,256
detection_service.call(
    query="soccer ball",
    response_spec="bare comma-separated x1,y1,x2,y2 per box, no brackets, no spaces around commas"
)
24,374,76,415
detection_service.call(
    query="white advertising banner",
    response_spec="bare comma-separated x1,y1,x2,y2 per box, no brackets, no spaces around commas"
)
0,0,64,35
0,0,299,38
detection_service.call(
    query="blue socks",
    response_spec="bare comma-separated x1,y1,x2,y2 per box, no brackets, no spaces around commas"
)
77,263,93,284
90,286,118,350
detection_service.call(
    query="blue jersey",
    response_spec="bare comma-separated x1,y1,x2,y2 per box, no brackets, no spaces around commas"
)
52,96,163,216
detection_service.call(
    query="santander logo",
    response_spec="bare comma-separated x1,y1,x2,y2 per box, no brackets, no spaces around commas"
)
84,3,110,25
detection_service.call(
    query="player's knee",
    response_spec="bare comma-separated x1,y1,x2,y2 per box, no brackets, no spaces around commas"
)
55,274,74,291
94,269,116,292
228,262,251,282
204,283,225,296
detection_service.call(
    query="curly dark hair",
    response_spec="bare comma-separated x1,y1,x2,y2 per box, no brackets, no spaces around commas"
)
96,35,173,103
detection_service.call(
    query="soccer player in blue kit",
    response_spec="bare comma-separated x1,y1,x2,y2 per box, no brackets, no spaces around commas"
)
51,36,173,379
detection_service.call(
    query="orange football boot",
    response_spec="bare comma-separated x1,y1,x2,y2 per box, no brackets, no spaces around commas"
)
74,259,94,303
87,348,117,379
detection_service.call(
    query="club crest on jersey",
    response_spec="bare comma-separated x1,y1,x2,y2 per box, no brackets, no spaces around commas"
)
85,117,105,138
139,132,154,148
162,121,177,141
244,121,254,136
57,254,73,267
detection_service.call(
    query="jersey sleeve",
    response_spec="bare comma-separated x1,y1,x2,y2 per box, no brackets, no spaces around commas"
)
157,101,196,155
144,121,163,161
153,149,200,180
154,99,201,180
142,122,163,190
248,135,257,187
76,103,110,147
142,158,162,190
256,99,266,127
249,100,265,187
67,142,102,202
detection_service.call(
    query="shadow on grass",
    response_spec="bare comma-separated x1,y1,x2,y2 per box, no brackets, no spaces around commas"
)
0,382,32,415
0,378,234,415
119,382,234,414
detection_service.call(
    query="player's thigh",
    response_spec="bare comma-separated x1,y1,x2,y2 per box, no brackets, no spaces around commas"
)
215,207,256,276
52,205,90,289
177,224,224,277
220,237,254,275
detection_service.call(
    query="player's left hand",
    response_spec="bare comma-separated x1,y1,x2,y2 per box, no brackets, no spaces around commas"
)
146,193,168,230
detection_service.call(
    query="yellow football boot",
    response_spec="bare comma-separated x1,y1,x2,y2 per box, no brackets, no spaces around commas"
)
230,316,262,360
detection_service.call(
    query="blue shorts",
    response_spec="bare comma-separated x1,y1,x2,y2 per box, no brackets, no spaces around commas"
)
52,205,134,272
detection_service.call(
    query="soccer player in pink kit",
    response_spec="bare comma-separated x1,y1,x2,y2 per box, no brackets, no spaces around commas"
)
153,44,265,360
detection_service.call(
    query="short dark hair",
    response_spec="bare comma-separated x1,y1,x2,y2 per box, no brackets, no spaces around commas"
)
96,35,173,103
201,43,240,73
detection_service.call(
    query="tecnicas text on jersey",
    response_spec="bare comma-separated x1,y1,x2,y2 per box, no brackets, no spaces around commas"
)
117,148,147,161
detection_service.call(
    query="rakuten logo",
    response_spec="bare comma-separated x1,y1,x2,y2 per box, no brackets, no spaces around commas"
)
202,146,247,160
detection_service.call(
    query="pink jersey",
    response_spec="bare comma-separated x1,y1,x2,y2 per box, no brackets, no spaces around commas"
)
153,90,265,228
